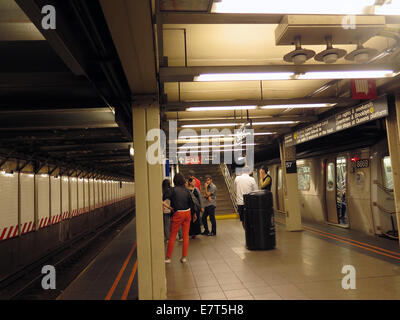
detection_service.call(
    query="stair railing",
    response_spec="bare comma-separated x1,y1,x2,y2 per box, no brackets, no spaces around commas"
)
219,163,238,213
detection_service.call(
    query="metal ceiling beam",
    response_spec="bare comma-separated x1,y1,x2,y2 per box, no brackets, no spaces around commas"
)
38,142,132,152
15,0,86,76
158,12,284,24
158,12,400,25
0,128,126,141
15,0,133,140
165,98,356,110
0,107,112,115
0,72,89,87
160,64,395,82
100,0,158,94
0,110,117,131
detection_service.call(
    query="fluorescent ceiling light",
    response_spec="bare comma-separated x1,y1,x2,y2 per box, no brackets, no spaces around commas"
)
186,106,257,111
212,0,376,15
177,132,276,139
261,103,336,109
178,143,256,149
176,138,235,144
181,123,238,128
251,121,298,125
179,134,232,139
177,149,245,154
298,70,395,80
195,72,294,82
253,132,277,135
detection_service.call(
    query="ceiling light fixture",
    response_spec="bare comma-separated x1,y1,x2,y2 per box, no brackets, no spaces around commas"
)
186,106,257,111
298,70,395,80
212,0,376,15
177,148,246,154
261,103,336,109
194,72,295,82
315,36,347,64
345,41,378,64
284,36,315,65
178,143,256,149
251,121,298,125
181,123,238,128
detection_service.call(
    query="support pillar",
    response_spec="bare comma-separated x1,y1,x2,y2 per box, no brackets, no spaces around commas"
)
279,141,302,231
385,95,400,246
133,98,166,300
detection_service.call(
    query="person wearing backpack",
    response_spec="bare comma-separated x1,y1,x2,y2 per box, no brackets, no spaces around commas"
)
162,173,196,263
188,177,202,239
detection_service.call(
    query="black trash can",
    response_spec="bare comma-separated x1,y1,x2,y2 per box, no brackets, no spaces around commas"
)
243,191,276,250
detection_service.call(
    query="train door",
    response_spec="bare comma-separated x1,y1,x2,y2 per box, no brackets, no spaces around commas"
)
325,158,338,224
276,166,284,212
336,157,348,225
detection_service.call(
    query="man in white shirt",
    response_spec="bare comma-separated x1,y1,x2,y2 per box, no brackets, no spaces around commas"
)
234,167,258,229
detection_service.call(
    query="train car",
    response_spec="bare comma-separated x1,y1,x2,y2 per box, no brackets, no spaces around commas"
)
257,138,396,239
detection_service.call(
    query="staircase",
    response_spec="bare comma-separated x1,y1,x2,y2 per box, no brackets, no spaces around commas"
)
178,164,236,216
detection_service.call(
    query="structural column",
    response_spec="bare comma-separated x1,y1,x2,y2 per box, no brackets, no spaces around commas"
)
133,97,166,300
279,140,302,231
385,95,400,246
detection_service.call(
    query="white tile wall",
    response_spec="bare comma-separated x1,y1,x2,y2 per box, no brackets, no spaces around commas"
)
20,173,34,234
37,175,50,229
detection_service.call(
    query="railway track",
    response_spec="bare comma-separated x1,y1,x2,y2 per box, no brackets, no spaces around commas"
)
0,209,135,300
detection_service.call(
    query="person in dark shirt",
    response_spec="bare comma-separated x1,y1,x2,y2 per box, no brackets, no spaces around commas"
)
201,175,217,236
259,165,272,191
163,173,196,263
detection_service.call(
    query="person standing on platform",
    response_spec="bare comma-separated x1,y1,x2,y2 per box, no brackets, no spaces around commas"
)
187,178,202,238
259,165,272,191
188,170,201,191
234,167,258,229
201,175,217,236
162,179,172,242
163,173,196,263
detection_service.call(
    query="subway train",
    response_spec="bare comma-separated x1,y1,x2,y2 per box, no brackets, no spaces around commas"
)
257,138,397,239
0,159,135,284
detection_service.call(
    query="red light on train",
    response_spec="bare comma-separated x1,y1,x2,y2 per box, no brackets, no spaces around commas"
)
351,157,359,163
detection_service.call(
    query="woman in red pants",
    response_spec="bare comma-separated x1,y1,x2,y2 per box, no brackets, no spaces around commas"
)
163,173,196,263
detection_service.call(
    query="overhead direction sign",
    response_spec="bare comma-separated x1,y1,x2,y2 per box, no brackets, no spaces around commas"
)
284,96,388,147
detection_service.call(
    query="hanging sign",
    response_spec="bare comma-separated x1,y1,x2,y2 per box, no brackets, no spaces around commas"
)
284,96,388,147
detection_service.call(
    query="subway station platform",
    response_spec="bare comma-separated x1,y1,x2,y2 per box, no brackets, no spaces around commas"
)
55,214,400,300
165,219,400,300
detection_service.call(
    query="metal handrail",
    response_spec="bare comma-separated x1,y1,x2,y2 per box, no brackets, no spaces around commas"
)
219,164,238,213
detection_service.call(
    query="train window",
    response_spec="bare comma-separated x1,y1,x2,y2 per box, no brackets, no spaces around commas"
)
383,156,393,189
278,168,282,189
298,166,311,191
327,163,335,191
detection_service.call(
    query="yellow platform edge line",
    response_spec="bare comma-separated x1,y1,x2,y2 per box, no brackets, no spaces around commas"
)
215,213,239,220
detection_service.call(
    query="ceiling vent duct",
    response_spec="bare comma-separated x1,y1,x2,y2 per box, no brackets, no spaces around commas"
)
314,36,347,64
283,36,315,64
275,15,386,45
